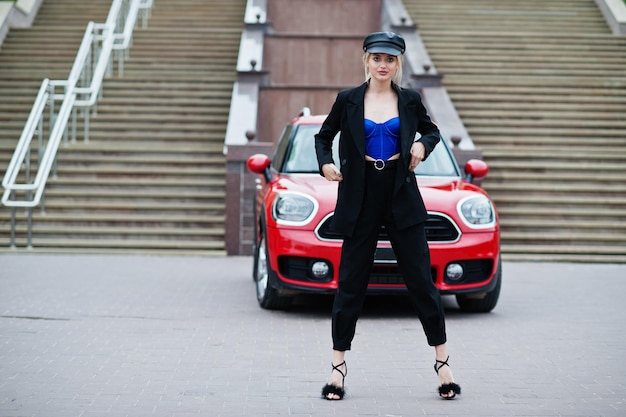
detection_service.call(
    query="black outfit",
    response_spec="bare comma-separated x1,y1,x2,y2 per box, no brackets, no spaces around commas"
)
315,81,447,350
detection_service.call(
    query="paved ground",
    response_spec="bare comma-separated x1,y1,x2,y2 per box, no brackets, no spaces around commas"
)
0,254,625,417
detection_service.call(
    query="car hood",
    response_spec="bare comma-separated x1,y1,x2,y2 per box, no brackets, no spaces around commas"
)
274,174,489,214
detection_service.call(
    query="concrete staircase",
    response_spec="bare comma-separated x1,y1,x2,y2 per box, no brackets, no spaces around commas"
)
3,0,624,261
403,0,626,263
0,0,245,255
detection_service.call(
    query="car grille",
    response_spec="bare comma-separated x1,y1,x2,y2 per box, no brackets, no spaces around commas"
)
316,213,460,243
369,265,437,285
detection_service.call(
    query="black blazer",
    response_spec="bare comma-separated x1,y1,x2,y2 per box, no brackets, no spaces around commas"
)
315,81,441,237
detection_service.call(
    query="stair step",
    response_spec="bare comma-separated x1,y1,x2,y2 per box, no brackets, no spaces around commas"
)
4,225,224,237
483,144,625,153
457,109,625,120
497,218,626,230
503,243,626,256
0,141,226,154
441,75,625,88
502,231,625,244
487,196,626,210
44,188,225,199
502,245,626,263
0,246,228,256
0,212,225,223
33,200,225,212
465,135,624,147
467,126,625,138
47,177,225,187
0,237,226,251
51,170,225,178
485,160,625,172
484,182,626,194
502,252,626,263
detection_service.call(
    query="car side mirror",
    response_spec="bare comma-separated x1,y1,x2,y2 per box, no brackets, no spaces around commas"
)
247,154,272,183
464,159,489,183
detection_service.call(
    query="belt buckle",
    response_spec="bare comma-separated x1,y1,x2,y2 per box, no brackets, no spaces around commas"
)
373,159,385,171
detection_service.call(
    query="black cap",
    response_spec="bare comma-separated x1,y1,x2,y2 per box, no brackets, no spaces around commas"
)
362,31,405,56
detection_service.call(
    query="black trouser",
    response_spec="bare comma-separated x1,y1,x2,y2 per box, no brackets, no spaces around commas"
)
331,164,447,351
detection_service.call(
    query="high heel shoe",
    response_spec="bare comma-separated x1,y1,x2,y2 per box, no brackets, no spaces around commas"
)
434,356,461,399
321,361,347,400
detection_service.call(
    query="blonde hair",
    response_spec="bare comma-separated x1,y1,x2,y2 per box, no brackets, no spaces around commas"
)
363,52,403,85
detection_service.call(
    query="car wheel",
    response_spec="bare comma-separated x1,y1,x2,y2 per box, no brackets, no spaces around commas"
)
254,232,292,310
455,257,502,313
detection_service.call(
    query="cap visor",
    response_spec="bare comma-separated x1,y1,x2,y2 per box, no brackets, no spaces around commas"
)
366,46,402,56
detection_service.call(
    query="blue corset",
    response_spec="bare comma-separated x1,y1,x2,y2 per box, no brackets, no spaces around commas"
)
364,116,401,160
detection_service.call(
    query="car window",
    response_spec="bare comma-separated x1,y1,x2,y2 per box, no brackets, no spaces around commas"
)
414,135,460,177
281,124,459,177
271,124,295,171
282,125,339,173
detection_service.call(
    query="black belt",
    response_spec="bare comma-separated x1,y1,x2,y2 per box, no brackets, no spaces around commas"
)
365,159,399,171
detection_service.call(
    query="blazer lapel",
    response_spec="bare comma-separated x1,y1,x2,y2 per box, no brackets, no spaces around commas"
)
345,82,368,159
395,84,417,158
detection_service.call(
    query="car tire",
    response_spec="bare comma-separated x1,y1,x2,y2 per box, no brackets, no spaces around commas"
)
254,232,292,310
455,257,502,313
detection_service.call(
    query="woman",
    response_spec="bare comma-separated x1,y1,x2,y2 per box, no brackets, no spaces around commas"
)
314,31,461,401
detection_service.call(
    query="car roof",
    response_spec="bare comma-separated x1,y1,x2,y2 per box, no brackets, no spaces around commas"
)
290,114,327,125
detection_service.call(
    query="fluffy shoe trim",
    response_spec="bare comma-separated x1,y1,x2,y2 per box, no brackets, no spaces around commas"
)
438,382,461,399
321,383,345,400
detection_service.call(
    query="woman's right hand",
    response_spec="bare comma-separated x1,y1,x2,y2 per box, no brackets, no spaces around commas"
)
322,163,343,182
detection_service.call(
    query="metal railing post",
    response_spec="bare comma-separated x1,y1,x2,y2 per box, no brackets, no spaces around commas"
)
84,107,90,143
71,107,77,143
26,207,33,249
25,147,31,184
10,206,16,249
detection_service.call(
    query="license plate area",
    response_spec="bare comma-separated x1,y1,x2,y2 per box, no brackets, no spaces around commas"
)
374,246,397,264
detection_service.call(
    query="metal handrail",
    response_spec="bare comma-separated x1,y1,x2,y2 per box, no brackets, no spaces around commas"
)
111,0,141,77
138,0,154,29
1,0,153,249
1,80,49,194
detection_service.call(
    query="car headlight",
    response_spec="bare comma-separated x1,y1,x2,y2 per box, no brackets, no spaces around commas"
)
273,192,318,225
457,195,496,228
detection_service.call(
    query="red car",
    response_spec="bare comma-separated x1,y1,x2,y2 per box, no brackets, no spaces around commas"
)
247,109,501,312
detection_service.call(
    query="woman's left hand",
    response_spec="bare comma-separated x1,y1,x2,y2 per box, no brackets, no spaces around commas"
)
409,141,426,171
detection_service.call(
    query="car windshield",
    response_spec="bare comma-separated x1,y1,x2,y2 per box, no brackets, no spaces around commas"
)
282,124,460,177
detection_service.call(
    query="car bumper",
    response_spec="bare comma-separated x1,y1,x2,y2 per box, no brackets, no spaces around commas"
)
265,225,500,296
